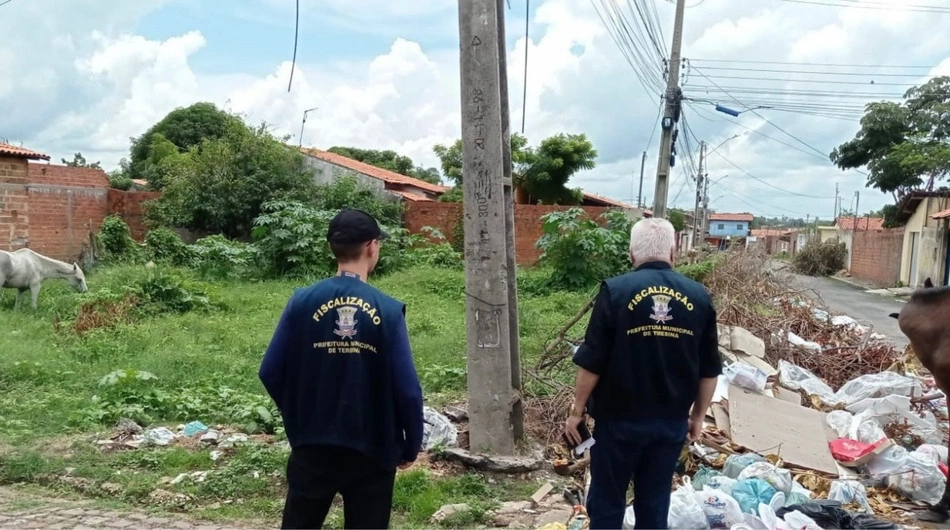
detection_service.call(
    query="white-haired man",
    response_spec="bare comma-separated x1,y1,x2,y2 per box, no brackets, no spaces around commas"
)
565,217,721,530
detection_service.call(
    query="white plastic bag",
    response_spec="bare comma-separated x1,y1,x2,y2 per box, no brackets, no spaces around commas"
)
723,454,767,479
785,332,821,353
782,510,822,530
668,478,710,530
725,363,769,394
695,487,745,529
887,450,946,504
917,444,949,465
422,407,458,450
834,371,923,406
847,395,943,445
827,480,872,513
777,361,838,405
623,505,636,530
826,410,853,437
758,503,791,530
737,462,794,494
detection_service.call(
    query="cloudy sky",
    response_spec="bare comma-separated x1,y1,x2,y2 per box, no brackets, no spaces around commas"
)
2,0,948,219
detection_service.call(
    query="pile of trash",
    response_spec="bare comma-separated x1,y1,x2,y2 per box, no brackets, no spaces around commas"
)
528,250,950,529
95,418,265,457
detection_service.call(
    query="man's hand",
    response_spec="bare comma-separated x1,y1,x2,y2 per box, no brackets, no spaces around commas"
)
688,414,704,442
397,461,414,471
564,414,586,446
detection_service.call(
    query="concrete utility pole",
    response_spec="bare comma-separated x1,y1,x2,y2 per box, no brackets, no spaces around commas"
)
637,151,646,208
701,171,710,240
854,190,861,227
834,183,840,219
651,0,687,219
458,0,521,455
692,141,706,250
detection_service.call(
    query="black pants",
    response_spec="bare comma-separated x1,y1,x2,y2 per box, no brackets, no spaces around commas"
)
587,417,688,530
281,445,397,529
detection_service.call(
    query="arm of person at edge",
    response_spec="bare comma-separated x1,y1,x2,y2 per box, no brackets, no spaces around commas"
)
565,283,614,446
690,307,723,441
391,307,424,470
259,294,296,412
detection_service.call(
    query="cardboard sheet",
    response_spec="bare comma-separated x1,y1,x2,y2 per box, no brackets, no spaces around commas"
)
774,386,802,405
729,385,838,474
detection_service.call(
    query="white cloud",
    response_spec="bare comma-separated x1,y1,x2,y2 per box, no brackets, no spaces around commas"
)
2,0,950,217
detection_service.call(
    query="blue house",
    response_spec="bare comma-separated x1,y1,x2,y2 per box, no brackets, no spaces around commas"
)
707,212,754,249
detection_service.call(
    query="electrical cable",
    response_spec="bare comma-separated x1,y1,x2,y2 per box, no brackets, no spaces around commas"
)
689,58,934,69
710,150,833,199
522,0,529,133
287,0,299,92
777,0,950,14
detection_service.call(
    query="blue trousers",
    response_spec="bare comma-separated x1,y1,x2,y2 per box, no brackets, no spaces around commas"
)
587,417,688,530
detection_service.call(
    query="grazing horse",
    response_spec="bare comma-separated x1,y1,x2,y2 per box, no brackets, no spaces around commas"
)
0,248,88,310
890,277,950,522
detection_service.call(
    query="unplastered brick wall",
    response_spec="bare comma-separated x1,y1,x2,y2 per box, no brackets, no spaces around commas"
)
404,201,615,264
0,156,30,250
108,189,161,240
850,228,903,287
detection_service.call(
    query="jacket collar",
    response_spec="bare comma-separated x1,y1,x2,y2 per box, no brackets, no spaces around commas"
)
635,261,673,271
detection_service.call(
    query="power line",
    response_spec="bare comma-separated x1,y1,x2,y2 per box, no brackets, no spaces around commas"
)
287,0,300,92
691,66,932,78
0,0,16,7
710,150,833,199
689,58,934,69
715,181,819,217
777,0,950,13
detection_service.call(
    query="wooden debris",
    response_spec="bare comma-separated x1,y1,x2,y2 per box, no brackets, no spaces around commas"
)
531,482,555,506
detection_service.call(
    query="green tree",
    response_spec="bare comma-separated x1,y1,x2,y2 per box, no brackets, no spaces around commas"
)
668,209,687,232
147,119,315,239
62,152,101,169
408,166,442,185
130,102,239,182
831,76,950,202
327,147,414,175
432,133,595,205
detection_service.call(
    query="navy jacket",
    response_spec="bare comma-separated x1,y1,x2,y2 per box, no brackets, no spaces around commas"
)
573,262,721,420
259,274,424,470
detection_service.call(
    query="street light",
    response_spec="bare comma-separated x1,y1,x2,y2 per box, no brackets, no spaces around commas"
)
714,104,772,117
298,107,319,148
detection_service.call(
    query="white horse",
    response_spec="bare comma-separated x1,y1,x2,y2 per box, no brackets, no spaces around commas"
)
0,248,88,310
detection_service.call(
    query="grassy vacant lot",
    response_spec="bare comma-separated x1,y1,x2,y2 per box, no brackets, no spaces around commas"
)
0,263,590,527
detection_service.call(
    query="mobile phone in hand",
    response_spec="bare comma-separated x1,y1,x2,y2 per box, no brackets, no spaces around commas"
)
563,422,596,456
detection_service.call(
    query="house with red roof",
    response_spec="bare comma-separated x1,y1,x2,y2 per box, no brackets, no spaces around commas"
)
705,212,753,249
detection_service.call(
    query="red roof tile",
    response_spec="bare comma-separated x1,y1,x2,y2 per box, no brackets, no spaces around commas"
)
390,190,436,202
750,228,794,237
582,191,631,208
28,162,109,188
835,216,884,230
301,148,448,195
0,142,50,160
708,212,754,222
932,209,950,220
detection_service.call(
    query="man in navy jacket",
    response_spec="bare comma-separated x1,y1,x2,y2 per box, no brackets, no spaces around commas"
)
259,209,424,529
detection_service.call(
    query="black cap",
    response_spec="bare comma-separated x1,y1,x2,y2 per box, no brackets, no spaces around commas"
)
327,209,390,244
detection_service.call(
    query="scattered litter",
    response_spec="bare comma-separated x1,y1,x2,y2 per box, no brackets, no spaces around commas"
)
725,364,769,394
827,480,872,513
732,479,778,515
183,421,209,437
423,406,458,450
667,478,708,530
886,449,946,504
785,332,822,353
170,471,208,485
144,427,177,446
723,454,766,480
116,418,143,434
695,487,744,528
200,429,220,443
737,462,793,493
210,450,224,461
219,433,249,448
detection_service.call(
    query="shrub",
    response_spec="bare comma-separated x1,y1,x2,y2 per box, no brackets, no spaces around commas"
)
536,208,633,290
191,235,258,280
314,176,404,227
144,228,195,267
108,174,133,191
252,201,335,278
793,239,848,276
98,216,140,262
134,271,214,314
676,256,721,283
404,228,463,270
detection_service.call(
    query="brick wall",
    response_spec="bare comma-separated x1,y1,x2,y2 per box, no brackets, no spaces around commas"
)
0,159,159,261
0,156,30,250
404,201,615,264
108,188,161,240
850,228,904,287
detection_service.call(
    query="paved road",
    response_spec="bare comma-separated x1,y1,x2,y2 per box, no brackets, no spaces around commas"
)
773,265,910,349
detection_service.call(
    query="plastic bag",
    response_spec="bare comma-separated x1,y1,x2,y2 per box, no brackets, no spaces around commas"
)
826,410,853,437
695,487,745,529
834,371,922,406
725,363,769,394
847,395,943,445
695,466,737,495
886,450,946,504
623,505,635,530
778,501,850,529
827,480,872,513
785,332,821,353
738,462,793,493
917,444,949,465
723,454,767,479
742,513,769,530
759,503,791,530
422,406,458,450
732,479,777,515
668,478,710,530
780,510,822,530
777,361,838,405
